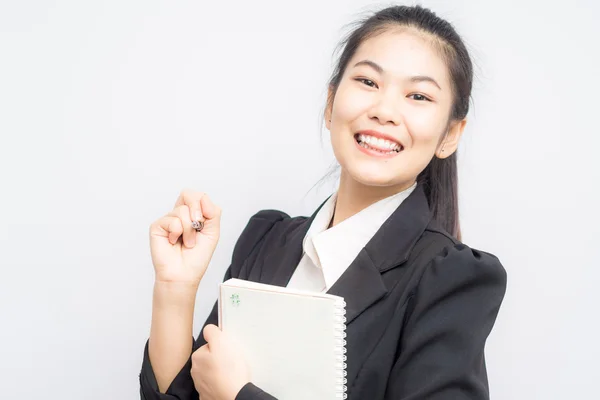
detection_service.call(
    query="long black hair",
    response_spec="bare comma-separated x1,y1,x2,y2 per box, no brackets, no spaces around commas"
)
319,5,473,240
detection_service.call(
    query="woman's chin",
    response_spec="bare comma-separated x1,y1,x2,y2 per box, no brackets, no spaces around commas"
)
345,165,402,187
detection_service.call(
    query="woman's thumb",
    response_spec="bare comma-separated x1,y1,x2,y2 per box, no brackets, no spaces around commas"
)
200,194,221,221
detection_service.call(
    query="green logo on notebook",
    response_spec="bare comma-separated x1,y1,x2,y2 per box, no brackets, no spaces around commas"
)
230,293,240,307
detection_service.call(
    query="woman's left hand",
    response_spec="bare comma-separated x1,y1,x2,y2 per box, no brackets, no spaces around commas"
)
191,324,251,400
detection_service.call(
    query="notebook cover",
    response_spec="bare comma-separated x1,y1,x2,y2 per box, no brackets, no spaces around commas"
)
218,278,346,400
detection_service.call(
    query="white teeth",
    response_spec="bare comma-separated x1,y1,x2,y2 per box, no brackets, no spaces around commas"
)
357,134,401,151
358,141,397,154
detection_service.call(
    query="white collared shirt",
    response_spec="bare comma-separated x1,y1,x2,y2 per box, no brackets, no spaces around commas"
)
286,183,416,293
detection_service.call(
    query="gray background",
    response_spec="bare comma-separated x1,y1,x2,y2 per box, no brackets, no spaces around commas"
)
1,0,598,398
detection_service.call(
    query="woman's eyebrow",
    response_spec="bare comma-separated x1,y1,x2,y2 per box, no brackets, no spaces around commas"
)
409,75,441,90
353,59,384,74
352,60,442,90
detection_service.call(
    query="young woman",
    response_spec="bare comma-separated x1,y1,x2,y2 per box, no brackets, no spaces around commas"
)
139,5,507,400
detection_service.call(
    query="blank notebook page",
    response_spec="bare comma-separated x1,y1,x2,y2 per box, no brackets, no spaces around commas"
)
218,278,347,400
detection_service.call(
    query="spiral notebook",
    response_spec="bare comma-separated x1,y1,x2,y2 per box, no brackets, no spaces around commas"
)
218,278,347,400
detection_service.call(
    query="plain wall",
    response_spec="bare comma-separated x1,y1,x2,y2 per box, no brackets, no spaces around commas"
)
1,0,599,398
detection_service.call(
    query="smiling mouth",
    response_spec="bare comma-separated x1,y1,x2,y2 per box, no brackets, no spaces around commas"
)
354,133,403,154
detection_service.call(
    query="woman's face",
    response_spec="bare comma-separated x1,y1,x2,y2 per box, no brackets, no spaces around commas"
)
326,29,466,190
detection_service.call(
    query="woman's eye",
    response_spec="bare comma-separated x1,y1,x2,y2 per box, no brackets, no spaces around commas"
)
356,78,378,88
408,93,431,102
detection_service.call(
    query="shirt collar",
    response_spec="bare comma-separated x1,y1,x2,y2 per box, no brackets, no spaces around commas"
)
303,182,417,289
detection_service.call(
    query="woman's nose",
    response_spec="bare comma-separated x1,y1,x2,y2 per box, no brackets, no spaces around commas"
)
368,91,402,126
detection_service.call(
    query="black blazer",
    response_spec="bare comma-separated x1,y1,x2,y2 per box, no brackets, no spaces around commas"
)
139,184,507,400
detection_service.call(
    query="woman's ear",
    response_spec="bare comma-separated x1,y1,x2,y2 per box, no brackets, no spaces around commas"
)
324,86,335,131
436,118,467,159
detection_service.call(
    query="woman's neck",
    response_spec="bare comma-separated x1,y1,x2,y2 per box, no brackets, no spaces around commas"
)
330,170,415,228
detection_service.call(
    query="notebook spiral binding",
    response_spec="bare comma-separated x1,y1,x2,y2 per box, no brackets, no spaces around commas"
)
333,298,348,399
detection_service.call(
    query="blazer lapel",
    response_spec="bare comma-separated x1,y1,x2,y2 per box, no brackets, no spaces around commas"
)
266,195,332,288
326,184,432,324
326,247,386,324
262,184,432,325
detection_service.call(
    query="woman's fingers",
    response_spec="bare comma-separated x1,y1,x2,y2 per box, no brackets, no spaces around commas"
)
200,194,220,220
174,189,206,224
149,188,222,285
153,215,183,245
159,190,221,249
166,205,195,248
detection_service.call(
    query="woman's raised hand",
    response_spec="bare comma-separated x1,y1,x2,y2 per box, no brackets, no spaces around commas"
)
149,190,222,286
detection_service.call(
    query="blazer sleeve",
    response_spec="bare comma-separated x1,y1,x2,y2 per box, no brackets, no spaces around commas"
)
139,209,288,400
384,243,507,400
